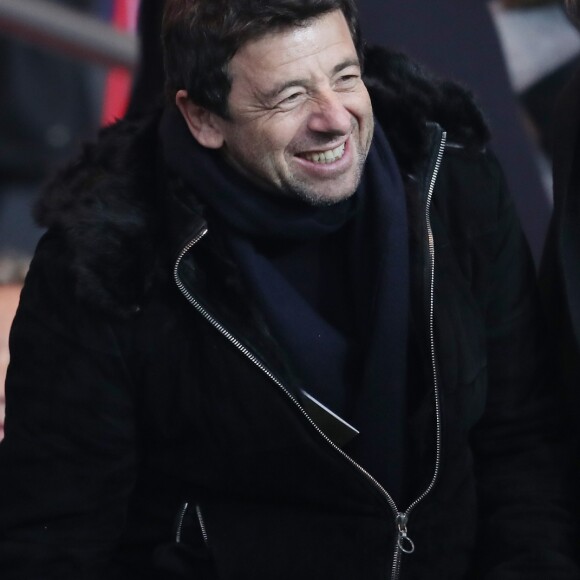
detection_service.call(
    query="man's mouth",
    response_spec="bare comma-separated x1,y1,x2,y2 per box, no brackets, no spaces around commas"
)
300,143,346,164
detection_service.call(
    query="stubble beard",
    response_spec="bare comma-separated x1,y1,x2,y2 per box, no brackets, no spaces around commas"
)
283,134,372,207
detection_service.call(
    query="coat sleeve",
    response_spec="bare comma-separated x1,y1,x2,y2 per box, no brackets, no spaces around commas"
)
469,153,578,577
0,234,138,578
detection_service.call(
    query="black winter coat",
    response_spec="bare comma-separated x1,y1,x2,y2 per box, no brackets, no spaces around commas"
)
0,47,576,579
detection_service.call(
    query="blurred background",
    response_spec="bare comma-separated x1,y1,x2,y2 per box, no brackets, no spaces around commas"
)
0,0,578,438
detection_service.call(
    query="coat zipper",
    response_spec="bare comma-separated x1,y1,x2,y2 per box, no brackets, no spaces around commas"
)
173,131,446,580
390,130,447,579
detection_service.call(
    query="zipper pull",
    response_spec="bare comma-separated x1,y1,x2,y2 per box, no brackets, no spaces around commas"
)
396,513,415,554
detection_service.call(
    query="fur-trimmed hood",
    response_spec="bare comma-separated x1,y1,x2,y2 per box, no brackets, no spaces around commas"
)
35,45,490,315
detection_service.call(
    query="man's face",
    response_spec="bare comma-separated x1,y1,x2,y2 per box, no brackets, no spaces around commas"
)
210,10,374,205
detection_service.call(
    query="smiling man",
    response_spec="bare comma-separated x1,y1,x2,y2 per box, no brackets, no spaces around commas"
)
0,0,577,578
175,9,374,205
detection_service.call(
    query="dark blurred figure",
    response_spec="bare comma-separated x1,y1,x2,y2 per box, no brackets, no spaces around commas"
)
0,0,103,258
540,1,580,416
357,0,553,266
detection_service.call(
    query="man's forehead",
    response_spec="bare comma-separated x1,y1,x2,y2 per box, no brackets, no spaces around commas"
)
229,11,359,89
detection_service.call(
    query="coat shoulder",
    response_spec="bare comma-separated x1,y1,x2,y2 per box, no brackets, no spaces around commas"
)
364,45,490,175
34,114,164,316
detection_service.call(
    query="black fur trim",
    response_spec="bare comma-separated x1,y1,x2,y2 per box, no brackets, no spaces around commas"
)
364,46,490,175
35,114,163,316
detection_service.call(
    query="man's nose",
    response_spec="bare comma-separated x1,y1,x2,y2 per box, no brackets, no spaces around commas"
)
307,90,351,135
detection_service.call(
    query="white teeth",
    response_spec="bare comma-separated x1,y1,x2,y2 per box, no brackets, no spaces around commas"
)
304,143,345,164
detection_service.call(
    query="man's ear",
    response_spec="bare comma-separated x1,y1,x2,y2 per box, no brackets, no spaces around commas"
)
175,90,225,149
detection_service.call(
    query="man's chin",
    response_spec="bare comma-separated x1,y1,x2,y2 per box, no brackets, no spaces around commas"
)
291,186,357,207
297,175,361,206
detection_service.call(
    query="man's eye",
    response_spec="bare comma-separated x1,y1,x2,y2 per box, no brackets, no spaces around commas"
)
280,92,302,105
338,74,359,85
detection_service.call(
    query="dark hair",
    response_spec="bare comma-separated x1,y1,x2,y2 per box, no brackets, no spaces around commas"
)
567,0,580,23
162,0,363,118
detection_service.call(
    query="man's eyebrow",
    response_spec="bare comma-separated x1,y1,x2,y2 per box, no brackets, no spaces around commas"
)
331,58,361,76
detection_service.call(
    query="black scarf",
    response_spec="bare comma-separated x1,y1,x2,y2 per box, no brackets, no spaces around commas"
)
160,107,410,501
